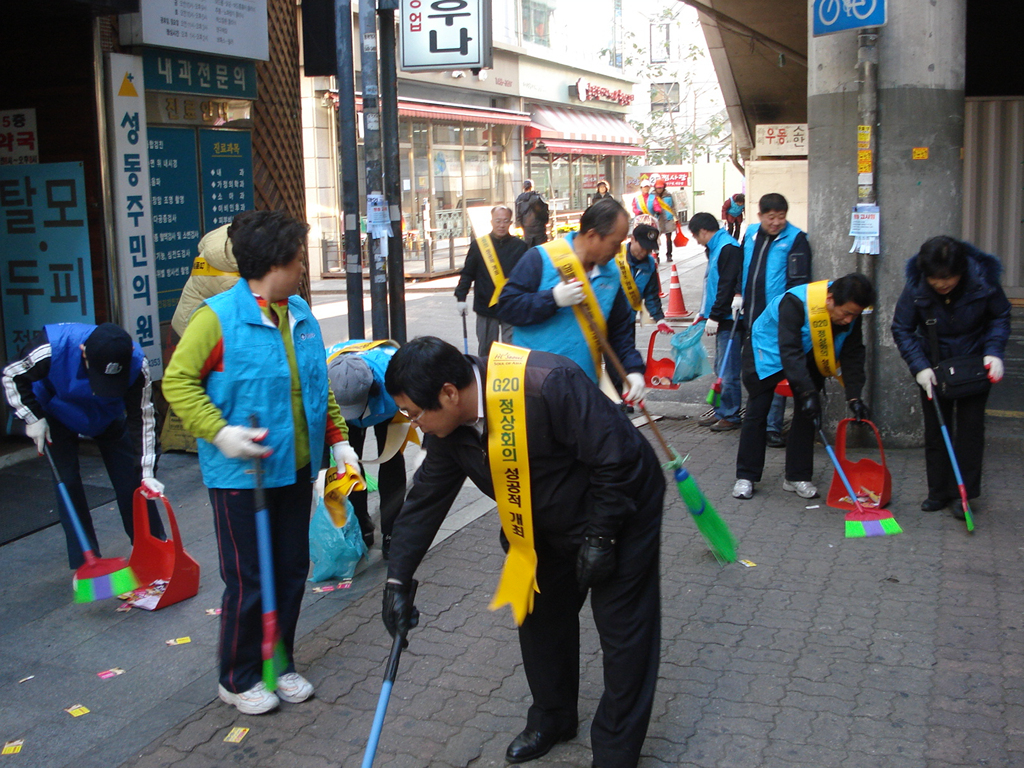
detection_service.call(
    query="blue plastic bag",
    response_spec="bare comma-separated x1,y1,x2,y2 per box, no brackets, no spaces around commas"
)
669,321,714,383
309,494,367,582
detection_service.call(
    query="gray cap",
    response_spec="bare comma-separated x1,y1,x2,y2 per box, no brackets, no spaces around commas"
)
328,354,374,421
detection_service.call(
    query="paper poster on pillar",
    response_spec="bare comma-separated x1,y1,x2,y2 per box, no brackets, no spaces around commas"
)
107,52,163,378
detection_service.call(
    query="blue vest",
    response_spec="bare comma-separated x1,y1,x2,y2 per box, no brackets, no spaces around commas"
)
699,228,740,317
32,323,143,436
512,232,622,382
751,282,854,379
741,221,801,310
325,340,398,428
727,197,744,217
197,280,330,489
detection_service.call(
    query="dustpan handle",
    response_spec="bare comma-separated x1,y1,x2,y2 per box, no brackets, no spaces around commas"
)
647,330,658,361
155,493,188,558
835,418,886,468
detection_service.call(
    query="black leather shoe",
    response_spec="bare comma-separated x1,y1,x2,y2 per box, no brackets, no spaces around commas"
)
766,432,786,448
505,728,576,764
921,497,950,512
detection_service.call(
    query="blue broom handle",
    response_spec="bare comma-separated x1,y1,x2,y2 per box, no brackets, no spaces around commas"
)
931,398,967,488
714,309,741,380
819,430,861,504
253,451,277,616
361,678,394,768
43,444,93,555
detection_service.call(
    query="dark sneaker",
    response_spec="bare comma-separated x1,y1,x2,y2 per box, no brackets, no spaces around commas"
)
710,419,740,432
698,414,719,427
921,497,950,512
766,432,786,448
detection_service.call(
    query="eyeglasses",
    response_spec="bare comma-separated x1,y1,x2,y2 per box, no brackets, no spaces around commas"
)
492,218,512,225
398,407,425,424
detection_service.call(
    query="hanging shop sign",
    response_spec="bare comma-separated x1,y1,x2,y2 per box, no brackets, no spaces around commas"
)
142,49,257,99
120,0,269,61
400,0,493,72
0,109,38,166
198,128,253,229
572,78,634,107
755,124,808,157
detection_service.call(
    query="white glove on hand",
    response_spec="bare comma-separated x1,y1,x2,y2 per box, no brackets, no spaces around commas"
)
623,372,646,405
704,318,719,336
456,301,468,317
552,280,585,308
656,319,674,335
25,418,50,454
984,355,1004,382
915,368,937,400
332,440,361,470
140,476,165,499
730,294,743,314
212,425,271,459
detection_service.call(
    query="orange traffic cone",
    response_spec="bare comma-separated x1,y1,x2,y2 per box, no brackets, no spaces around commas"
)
664,264,692,319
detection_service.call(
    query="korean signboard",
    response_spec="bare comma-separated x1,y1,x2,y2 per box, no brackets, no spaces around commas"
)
198,129,253,229
755,124,808,157
107,53,163,378
142,49,257,99
0,162,95,357
0,109,38,166
120,0,269,61
401,0,493,72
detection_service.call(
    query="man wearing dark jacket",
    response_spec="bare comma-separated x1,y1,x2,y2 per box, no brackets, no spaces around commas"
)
733,274,874,501
381,337,664,768
455,205,529,355
515,180,549,247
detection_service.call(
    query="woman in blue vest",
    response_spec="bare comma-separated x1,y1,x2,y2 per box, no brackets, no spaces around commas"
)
733,274,874,501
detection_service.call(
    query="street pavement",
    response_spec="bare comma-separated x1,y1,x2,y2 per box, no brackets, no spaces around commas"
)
2,244,1023,768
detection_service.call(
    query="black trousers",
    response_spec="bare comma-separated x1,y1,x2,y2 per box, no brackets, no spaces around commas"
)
517,493,662,768
347,420,407,541
48,414,165,569
735,345,817,483
921,388,989,500
210,467,312,693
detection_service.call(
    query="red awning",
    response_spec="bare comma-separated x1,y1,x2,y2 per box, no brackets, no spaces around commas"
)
527,105,643,145
346,94,532,126
537,139,646,157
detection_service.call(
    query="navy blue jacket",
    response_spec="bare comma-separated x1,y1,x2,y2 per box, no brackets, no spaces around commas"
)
890,244,1012,376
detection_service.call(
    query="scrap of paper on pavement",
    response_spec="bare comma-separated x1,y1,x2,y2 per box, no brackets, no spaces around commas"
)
224,727,249,744
98,668,125,679
64,704,89,717
165,637,191,646
2,740,24,755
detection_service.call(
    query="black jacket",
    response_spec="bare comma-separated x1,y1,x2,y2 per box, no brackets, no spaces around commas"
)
515,191,549,239
454,233,529,318
891,245,1012,375
708,243,743,331
386,353,665,586
778,293,866,401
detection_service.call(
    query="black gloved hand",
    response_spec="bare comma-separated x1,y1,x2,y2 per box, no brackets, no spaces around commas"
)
575,535,617,591
382,581,420,645
798,391,821,428
848,398,871,422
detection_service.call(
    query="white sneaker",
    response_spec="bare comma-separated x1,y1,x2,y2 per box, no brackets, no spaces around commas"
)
732,479,753,499
218,682,279,715
783,479,819,499
277,672,314,703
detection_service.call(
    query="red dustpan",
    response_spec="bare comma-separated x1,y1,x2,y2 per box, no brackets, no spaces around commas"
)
127,488,200,609
644,330,680,390
826,418,892,512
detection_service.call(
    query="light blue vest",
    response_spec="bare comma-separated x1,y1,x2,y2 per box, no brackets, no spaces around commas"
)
741,221,801,312
197,280,329,489
699,228,740,317
751,282,854,379
32,323,143,436
325,341,398,428
512,232,622,382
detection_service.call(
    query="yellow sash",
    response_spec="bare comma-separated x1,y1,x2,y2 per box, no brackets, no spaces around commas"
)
614,245,642,311
486,343,539,625
807,280,844,385
544,239,607,378
635,192,652,215
476,234,507,307
190,255,239,277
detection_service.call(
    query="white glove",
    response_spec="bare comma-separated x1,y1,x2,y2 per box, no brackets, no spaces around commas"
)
140,476,165,499
456,301,468,317
915,368,937,400
730,294,743,314
212,425,271,459
623,372,647,405
552,280,585,308
25,417,50,454
656,319,674,335
704,318,719,336
984,355,1004,382
332,440,360,470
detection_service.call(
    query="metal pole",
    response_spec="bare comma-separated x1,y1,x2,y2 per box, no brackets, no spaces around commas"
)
856,28,879,410
378,4,406,344
360,0,389,340
336,0,365,339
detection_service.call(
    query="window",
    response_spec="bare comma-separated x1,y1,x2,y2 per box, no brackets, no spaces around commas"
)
650,23,670,64
523,0,553,46
651,82,681,113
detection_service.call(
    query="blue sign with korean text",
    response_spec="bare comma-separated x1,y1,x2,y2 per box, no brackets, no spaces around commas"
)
0,162,95,358
148,127,202,324
142,48,257,100
198,129,253,230
813,0,886,36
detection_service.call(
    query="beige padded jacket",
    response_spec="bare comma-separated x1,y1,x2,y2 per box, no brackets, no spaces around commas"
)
170,224,239,336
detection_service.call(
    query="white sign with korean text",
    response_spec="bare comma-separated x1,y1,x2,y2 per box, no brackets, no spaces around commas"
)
401,0,494,72
0,109,38,166
120,0,269,62
755,124,808,157
107,53,163,379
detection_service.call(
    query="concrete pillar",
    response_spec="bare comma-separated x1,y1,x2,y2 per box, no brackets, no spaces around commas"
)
808,1,966,447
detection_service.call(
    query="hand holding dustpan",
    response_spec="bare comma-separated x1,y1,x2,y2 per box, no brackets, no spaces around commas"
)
825,418,892,512
818,424,902,538
127,487,200,610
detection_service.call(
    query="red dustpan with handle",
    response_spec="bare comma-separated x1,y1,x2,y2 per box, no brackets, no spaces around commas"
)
127,487,200,609
825,418,892,512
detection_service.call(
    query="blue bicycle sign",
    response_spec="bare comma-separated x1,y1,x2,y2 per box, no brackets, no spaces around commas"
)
813,0,886,36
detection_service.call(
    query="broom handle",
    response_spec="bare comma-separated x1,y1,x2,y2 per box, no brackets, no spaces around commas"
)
818,427,870,517
717,308,741,379
43,443,95,559
556,271,675,462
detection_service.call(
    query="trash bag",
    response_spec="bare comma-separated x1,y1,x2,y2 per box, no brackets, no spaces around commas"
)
309,493,367,583
669,321,714,383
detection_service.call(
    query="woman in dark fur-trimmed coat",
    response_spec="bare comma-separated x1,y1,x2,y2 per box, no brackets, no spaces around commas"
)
890,236,1011,516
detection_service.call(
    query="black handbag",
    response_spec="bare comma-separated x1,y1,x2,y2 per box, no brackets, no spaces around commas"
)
925,309,991,400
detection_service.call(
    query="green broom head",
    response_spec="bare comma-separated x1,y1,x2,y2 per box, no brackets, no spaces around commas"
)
705,387,721,407
72,558,139,603
844,508,903,538
261,613,288,690
365,472,379,493
674,466,738,563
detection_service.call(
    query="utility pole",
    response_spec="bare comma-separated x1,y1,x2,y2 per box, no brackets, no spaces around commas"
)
856,28,880,410
336,0,364,339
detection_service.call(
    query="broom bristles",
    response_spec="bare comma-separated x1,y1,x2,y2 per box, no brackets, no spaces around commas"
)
73,566,139,603
674,469,737,563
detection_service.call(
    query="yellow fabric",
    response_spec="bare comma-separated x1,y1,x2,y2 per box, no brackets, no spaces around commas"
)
486,343,539,626
615,245,642,311
323,465,367,527
544,238,607,378
476,234,506,307
325,338,398,365
189,256,239,277
635,192,652,215
807,280,844,386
